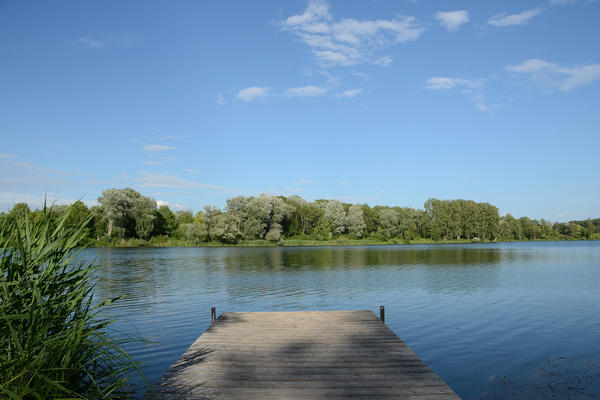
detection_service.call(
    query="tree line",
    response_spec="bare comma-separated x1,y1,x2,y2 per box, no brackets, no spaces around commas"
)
0,187,597,245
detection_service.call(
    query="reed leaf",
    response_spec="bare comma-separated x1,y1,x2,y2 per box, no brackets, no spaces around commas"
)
1,204,150,399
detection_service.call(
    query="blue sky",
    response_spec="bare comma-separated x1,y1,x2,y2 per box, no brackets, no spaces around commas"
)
1,0,599,221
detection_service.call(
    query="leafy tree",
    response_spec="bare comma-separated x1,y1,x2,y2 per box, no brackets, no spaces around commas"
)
318,200,346,236
377,207,399,239
132,196,156,239
313,216,332,241
176,210,194,225
202,206,222,241
98,188,135,238
346,204,366,239
153,205,178,237
361,204,378,236
212,213,241,244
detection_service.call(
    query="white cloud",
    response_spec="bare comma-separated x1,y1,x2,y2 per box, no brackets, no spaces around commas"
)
550,0,576,4
335,88,363,98
282,0,424,67
285,85,328,97
144,160,159,165
435,10,470,32
425,77,480,91
0,156,71,189
216,93,225,106
506,58,600,91
156,200,191,211
136,172,227,189
76,35,104,48
426,76,494,112
352,71,370,79
488,8,544,27
373,56,393,67
236,86,271,102
76,33,140,49
141,144,175,151
299,180,317,184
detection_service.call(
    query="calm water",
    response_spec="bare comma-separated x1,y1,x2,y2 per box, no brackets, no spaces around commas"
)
89,241,600,399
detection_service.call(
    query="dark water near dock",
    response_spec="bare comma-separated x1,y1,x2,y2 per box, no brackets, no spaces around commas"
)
90,241,600,399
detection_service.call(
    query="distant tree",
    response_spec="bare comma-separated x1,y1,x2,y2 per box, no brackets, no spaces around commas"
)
346,204,366,239
286,197,323,237
212,213,242,244
179,223,204,243
377,207,399,239
98,189,136,238
202,206,222,241
360,204,378,236
319,200,346,236
153,205,178,237
132,196,156,239
176,210,194,225
313,216,332,241
98,188,157,239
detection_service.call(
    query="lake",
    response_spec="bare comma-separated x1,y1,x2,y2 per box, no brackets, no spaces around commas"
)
90,241,600,399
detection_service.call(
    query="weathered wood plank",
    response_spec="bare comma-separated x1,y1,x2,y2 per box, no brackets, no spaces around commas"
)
155,311,460,399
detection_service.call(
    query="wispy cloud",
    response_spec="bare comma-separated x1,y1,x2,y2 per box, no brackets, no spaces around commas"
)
426,77,481,91
488,8,544,27
76,35,104,48
352,71,370,80
335,88,363,98
142,144,175,151
216,93,225,106
426,76,495,112
299,180,317,184
550,0,576,4
144,160,159,165
281,0,424,67
159,135,189,141
373,56,394,67
76,33,141,49
236,87,271,102
506,59,600,91
0,156,71,188
136,171,227,189
435,10,470,32
285,85,328,97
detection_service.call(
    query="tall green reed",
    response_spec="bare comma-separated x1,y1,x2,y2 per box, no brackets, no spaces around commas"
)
1,205,148,399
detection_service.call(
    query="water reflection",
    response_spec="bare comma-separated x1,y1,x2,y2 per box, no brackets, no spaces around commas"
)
85,242,600,400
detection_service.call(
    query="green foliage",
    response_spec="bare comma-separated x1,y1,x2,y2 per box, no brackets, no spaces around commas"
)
98,188,157,240
0,204,147,398
313,216,333,241
153,205,178,237
2,190,596,248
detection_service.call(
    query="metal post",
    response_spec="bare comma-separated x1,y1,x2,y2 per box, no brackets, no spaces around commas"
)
211,307,216,325
380,305,385,323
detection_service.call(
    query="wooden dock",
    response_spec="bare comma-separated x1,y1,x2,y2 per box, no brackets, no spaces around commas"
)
154,310,460,399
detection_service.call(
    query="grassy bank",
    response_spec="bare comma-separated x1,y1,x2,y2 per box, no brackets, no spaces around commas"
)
88,235,600,248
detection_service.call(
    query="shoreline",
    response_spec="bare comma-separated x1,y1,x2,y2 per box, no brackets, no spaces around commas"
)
87,237,600,249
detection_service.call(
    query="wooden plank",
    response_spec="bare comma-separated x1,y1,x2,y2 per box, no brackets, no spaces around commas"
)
155,310,460,399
